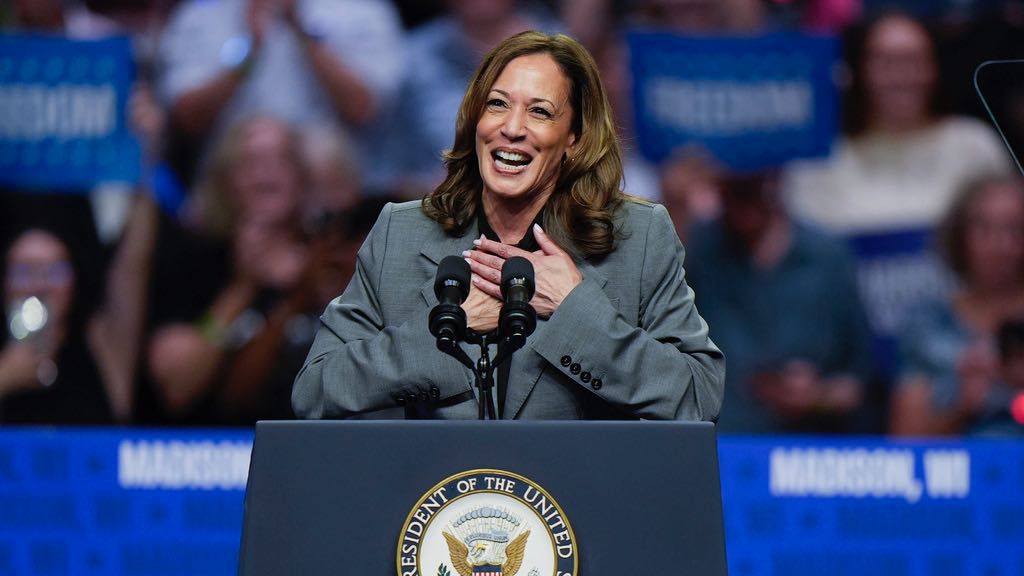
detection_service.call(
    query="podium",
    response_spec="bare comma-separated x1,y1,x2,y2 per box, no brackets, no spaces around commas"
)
238,420,728,575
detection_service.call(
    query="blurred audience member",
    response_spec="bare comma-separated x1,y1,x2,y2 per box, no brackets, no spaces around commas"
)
892,176,1024,436
784,12,1011,234
0,212,153,424
687,171,875,433
145,116,304,422
158,0,403,189
299,124,362,229
381,0,559,196
659,147,722,242
143,116,377,424
7,0,172,243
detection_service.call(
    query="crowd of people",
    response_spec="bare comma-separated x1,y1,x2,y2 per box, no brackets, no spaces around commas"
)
1,0,1023,435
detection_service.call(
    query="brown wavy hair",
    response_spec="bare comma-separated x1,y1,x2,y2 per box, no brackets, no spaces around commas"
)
422,31,626,259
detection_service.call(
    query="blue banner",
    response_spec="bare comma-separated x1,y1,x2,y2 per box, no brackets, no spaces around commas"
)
0,34,140,191
629,31,839,171
1,429,1022,575
846,228,953,377
719,436,1024,576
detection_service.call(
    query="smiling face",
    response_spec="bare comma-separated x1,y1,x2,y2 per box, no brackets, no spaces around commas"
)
475,53,577,210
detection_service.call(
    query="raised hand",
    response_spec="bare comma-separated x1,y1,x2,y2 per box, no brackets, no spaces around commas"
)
464,224,582,319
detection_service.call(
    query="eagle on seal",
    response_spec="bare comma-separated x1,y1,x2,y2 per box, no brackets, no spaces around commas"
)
443,530,530,576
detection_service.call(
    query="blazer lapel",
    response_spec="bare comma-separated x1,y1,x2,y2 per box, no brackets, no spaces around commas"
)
506,257,609,419
419,223,480,307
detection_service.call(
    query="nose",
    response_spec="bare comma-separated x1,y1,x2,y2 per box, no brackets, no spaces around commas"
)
500,107,526,141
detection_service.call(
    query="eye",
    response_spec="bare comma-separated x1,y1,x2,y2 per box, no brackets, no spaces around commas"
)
486,98,508,109
530,107,553,119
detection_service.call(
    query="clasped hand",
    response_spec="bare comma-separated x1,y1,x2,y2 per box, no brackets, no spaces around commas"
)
461,224,582,333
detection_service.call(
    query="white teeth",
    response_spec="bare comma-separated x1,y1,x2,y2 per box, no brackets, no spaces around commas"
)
495,150,529,162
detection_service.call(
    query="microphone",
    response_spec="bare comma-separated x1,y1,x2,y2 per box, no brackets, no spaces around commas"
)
429,256,471,351
499,256,537,349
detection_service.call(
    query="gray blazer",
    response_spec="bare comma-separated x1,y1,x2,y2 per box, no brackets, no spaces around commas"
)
292,199,725,420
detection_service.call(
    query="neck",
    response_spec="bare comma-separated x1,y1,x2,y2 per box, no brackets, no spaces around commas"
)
482,191,549,245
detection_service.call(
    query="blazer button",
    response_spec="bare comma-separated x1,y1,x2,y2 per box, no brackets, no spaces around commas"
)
591,378,603,390
560,355,572,367
394,393,407,407
570,363,581,375
580,371,591,383
418,389,430,402
429,385,441,400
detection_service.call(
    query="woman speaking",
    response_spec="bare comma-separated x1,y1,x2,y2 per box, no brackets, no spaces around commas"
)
292,31,724,420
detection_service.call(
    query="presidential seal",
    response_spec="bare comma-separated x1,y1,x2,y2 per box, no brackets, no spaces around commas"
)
397,469,577,576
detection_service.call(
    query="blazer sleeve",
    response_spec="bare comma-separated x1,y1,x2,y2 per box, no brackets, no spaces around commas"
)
291,204,472,419
527,204,726,421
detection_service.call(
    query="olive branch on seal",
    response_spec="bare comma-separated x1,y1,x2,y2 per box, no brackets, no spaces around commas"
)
437,564,451,576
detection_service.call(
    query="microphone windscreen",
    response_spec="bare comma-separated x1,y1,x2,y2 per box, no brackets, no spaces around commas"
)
501,256,535,299
434,255,471,300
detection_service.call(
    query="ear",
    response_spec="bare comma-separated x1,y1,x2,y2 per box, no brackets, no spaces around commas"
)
564,132,577,161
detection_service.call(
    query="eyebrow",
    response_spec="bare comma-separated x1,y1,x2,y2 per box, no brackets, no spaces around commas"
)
491,89,556,108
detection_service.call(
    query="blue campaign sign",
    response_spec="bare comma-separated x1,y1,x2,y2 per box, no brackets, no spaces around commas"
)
846,228,953,378
629,31,839,171
0,34,140,191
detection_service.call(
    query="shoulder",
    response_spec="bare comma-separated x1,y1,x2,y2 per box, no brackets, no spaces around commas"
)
934,116,1007,153
939,116,999,138
369,199,429,232
608,199,682,265
614,198,667,235
370,200,448,244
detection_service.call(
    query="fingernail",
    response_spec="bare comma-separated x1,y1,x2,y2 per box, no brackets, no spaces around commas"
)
462,250,471,258
472,239,482,246
533,223,543,234
471,274,480,283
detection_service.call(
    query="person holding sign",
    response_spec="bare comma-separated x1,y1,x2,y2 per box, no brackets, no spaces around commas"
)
292,31,725,421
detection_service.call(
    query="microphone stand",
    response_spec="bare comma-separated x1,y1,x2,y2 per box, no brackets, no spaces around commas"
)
465,332,497,420
436,330,526,420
